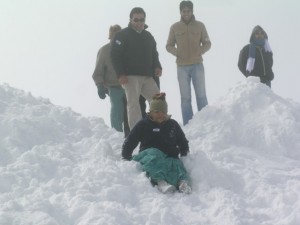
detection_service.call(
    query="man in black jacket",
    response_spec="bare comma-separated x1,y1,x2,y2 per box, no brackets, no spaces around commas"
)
111,7,162,130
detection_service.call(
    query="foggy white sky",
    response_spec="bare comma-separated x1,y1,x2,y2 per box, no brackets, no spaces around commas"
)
0,0,299,126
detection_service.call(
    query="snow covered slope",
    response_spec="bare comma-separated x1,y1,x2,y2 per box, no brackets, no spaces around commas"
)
0,78,300,225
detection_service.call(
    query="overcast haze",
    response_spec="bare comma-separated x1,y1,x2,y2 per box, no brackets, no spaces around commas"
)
0,0,299,125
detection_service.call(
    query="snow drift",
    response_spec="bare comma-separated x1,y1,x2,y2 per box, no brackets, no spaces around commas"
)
0,78,300,225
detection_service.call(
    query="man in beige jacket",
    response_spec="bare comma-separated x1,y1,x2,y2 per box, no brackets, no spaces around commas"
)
166,0,211,125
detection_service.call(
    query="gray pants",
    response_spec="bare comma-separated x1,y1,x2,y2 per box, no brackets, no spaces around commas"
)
122,76,160,129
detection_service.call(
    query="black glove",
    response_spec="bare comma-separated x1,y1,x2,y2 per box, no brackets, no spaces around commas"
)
97,84,107,99
260,76,270,83
122,157,132,161
122,154,132,161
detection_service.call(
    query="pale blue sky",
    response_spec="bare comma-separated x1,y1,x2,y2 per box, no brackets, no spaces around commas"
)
1,0,299,125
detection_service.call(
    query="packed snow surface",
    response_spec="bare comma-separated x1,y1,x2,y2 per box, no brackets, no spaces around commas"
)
1,78,300,225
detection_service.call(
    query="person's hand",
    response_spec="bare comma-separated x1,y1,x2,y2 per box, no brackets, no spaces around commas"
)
180,151,188,157
260,77,270,83
97,84,107,99
122,156,132,161
118,75,128,85
154,68,162,77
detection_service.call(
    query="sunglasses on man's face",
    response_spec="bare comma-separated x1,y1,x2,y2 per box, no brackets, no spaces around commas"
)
132,18,145,23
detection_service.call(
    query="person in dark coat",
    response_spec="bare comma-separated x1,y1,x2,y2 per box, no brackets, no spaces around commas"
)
238,25,274,87
111,7,162,130
92,24,154,138
122,93,192,194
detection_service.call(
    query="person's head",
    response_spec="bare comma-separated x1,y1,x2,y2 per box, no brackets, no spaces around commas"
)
250,25,268,43
108,24,121,40
149,93,168,124
180,1,193,23
129,7,146,32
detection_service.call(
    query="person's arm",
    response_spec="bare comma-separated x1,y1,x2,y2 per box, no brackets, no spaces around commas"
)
166,26,177,56
150,35,162,77
238,46,248,76
175,122,189,157
265,51,274,81
122,121,143,160
268,52,273,68
92,47,108,99
198,24,211,55
111,32,126,78
92,47,105,86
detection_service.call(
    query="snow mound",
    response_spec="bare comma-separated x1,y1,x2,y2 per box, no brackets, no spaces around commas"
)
1,80,300,225
187,77,300,159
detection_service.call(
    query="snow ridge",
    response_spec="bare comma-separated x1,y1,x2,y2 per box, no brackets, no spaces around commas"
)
1,79,300,225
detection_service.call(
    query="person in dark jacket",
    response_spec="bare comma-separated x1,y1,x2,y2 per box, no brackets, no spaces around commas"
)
238,25,274,87
122,93,192,194
111,7,161,130
92,24,154,138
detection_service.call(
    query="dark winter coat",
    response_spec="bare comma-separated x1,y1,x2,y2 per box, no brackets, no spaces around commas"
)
122,116,189,160
238,45,274,82
238,26,274,82
111,24,162,78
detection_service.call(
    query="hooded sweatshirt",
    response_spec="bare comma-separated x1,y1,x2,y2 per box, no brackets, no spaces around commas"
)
238,26,274,81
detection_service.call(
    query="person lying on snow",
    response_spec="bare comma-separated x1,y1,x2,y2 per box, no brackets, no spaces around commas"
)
122,92,192,194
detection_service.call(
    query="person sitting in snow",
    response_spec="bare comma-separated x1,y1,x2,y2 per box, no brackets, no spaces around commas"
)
238,25,274,87
122,93,192,194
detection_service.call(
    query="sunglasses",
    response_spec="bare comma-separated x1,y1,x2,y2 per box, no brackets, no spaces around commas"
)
132,18,145,23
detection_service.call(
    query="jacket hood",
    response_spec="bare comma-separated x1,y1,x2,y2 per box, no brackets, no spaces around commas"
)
250,25,268,42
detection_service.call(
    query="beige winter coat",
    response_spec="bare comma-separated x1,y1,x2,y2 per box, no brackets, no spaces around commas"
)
166,16,211,66
92,42,120,87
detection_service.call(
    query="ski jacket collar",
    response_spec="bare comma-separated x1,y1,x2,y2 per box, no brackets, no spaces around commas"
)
127,22,149,33
180,15,196,24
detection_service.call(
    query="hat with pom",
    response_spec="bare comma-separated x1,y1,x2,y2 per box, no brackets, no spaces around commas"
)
150,93,168,113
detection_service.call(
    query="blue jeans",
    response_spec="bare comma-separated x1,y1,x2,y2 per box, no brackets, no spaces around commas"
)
177,64,208,125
